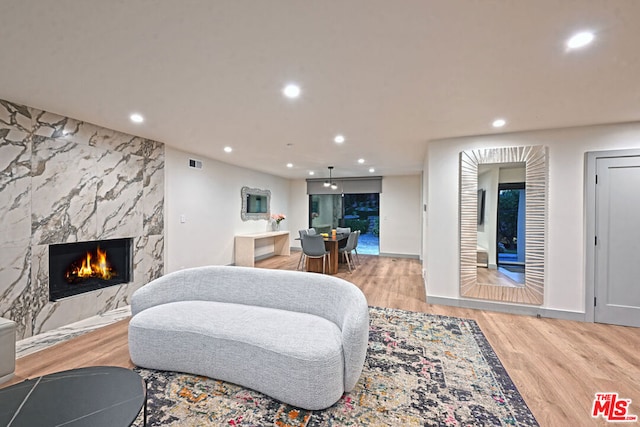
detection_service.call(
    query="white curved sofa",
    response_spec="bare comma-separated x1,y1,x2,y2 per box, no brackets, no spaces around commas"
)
128,265,369,410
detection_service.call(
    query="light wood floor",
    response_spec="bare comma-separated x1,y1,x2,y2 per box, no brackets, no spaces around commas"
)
6,254,640,426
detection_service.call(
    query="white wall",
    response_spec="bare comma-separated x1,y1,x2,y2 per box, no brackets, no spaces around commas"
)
165,147,290,271
166,154,424,270
379,175,422,256
477,168,498,266
288,179,308,249
424,121,640,314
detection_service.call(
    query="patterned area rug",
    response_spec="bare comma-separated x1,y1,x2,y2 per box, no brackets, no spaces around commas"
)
133,306,538,426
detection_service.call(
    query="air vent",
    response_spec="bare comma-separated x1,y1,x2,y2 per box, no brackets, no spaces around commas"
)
188,159,203,169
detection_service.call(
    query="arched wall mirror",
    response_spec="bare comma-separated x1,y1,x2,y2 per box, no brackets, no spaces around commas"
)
459,145,547,305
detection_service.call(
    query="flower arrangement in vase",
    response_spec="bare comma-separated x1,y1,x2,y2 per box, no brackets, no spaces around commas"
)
271,213,286,230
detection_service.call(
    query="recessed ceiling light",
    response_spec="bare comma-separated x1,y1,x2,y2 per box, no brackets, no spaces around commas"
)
283,84,301,99
567,31,595,50
223,146,232,153
358,158,365,164
492,119,506,128
309,171,315,176
286,163,293,168
130,113,144,123
369,167,375,173
334,135,345,144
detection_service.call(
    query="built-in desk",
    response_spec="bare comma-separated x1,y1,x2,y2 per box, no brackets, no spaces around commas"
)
235,231,290,267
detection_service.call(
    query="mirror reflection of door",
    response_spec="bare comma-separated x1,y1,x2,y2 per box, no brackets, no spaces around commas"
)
477,163,525,287
497,183,525,285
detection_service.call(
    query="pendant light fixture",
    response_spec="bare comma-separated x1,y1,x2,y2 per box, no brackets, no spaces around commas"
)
324,166,338,190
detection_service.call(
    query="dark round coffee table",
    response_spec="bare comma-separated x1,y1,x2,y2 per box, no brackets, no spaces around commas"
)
0,366,146,426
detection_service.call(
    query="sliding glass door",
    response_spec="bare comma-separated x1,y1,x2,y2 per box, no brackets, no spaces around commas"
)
309,193,380,255
309,194,342,233
343,193,379,255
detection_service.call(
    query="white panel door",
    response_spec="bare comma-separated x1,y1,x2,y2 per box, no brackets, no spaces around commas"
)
595,156,640,327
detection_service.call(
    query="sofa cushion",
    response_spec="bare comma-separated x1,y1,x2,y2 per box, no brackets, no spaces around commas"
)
129,300,345,410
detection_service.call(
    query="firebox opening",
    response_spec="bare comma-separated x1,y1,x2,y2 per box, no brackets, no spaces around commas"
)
49,238,133,301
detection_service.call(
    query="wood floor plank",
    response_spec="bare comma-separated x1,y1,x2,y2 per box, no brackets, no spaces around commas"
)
5,254,640,426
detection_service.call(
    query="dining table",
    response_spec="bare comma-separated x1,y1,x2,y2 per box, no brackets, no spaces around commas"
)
306,233,348,275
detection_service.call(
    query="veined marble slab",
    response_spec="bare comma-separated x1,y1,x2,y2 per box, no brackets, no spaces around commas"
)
0,129,31,247
1,98,164,341
0,100,32,133
16,306,131,358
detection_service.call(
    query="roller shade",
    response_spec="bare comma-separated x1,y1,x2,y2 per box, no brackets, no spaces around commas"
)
306,176,382,195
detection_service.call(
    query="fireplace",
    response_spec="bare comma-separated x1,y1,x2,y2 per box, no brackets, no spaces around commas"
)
49,238,133,301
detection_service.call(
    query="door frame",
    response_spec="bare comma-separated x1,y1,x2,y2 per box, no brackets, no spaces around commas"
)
584,148,640,323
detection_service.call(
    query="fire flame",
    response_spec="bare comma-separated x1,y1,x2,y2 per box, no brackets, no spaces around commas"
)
66,246,116,283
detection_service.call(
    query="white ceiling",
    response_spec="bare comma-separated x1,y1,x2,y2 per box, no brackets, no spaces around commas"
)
1,1,639,179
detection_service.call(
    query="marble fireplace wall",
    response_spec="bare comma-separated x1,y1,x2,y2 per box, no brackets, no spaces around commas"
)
0,99,164,340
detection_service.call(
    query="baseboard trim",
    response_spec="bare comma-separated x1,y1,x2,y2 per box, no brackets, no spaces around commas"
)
0,372,14,385
378,252,420,259
426,296,587,322
246,248,304,263
254,252,277,262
